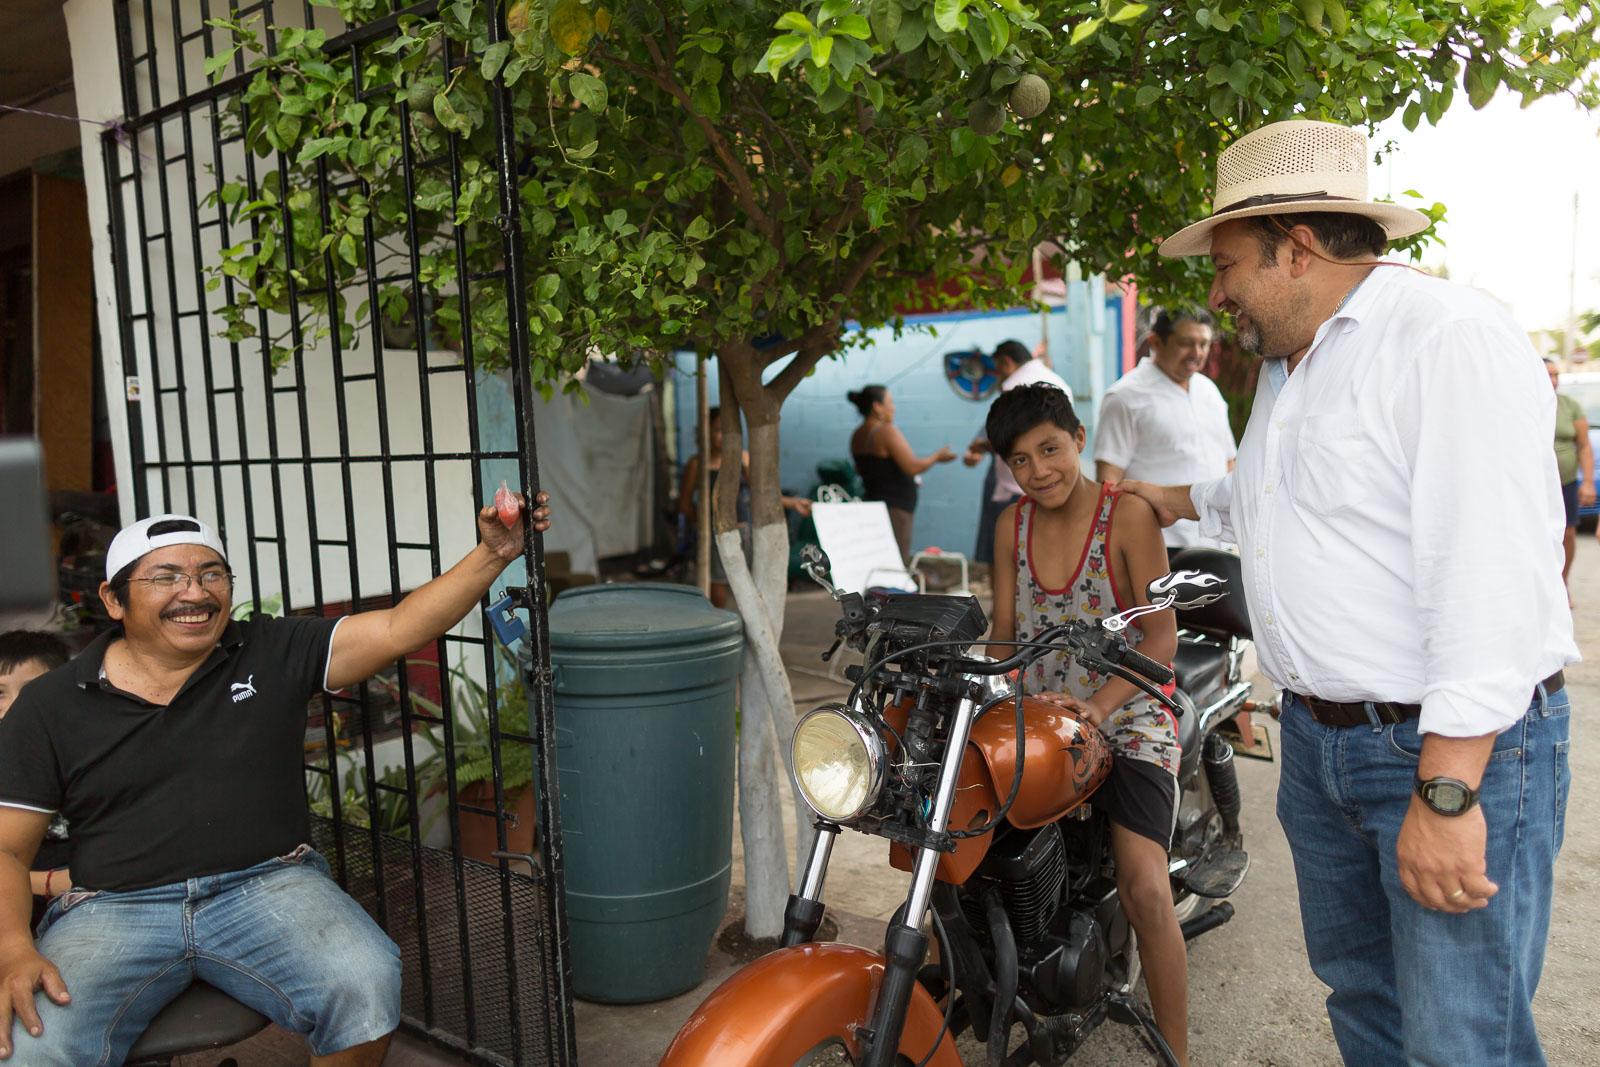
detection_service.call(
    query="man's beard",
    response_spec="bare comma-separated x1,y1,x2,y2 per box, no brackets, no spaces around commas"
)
1235,306,1301,359
1236,315,1264,355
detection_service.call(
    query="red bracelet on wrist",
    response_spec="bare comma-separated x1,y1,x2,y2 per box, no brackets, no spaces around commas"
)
44,868,57,898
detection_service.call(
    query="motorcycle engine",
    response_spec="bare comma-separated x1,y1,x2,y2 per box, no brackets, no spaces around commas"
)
960,822,1068,942
959,822,1117,1014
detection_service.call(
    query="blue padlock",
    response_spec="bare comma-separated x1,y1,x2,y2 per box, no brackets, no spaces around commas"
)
486,593,527,648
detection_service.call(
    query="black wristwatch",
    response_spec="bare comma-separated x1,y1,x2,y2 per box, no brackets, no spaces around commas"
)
1414,775,1480,816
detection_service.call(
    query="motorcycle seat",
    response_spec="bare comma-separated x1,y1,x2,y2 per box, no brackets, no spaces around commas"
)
1172,641,1229,706
1167,547,1252,639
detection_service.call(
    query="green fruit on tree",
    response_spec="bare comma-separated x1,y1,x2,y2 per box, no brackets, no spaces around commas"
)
968,99,1005,136
1008,74,1050,120
506,0,531,36
406,80,436,113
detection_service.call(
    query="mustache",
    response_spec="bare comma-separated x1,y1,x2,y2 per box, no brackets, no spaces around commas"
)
160,600,223,619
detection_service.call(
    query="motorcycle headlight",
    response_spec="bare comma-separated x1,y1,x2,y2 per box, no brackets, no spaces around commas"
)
792,703,887,821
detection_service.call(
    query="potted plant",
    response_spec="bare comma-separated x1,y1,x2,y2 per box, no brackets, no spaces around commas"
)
306,752,416,838
412,653,538,875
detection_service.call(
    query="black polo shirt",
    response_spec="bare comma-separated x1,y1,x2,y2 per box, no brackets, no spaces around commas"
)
0,615,341,892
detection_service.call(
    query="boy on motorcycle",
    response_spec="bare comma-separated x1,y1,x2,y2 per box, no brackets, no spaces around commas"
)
985,383,1190,1066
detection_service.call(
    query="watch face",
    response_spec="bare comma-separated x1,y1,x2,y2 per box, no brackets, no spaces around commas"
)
1428,781,1469,811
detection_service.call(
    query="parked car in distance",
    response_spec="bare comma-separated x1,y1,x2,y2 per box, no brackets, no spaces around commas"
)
1559,371,1600,532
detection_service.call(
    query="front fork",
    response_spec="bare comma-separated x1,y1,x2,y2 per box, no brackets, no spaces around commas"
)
780,694,982,1067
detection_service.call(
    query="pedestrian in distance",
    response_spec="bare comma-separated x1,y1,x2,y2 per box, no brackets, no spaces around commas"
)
1094,308,1236,550
0,493,552,1066
847,385,956,563
962,340,1073,564
1547,358,1594,597
1118,118,1577,1067
679,406,812,609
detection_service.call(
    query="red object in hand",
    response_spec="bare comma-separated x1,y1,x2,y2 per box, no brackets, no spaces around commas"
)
494,480,520,528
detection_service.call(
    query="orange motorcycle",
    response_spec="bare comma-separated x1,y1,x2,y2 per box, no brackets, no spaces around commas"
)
662,547,1257,1067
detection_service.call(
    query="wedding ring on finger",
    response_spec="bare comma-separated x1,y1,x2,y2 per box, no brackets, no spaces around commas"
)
1446,888,1466,900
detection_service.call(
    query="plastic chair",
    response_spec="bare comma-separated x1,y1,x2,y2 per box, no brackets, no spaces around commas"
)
909,547,972,596
124,981,269,1067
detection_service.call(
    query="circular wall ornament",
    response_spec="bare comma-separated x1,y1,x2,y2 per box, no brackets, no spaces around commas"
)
945,349,1000,401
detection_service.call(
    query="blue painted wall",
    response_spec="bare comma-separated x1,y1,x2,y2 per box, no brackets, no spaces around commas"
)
672,284,1117,561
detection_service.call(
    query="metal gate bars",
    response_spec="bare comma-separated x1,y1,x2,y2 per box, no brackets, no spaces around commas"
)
101,2,574,1063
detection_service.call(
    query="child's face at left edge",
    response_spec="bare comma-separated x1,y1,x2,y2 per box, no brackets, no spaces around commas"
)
1004,420,1088,508
0,659,52,719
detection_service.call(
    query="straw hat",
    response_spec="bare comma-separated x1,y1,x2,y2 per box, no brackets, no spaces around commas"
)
1159,119,1431,257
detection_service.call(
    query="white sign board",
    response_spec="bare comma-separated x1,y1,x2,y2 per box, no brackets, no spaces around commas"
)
810,501,917,595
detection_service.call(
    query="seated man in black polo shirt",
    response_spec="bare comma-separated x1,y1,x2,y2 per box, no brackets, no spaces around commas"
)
0,494,550,1066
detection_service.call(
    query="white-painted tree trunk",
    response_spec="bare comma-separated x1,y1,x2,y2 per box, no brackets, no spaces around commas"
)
717,519,815,938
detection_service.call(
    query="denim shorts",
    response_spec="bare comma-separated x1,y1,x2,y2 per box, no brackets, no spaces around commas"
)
20,845,401,1066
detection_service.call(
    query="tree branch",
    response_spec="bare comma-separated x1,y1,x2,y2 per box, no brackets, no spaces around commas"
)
766,322,840,405
640,35,775,240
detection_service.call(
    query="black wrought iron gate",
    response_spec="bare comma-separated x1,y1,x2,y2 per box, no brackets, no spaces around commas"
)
102,2,575,1063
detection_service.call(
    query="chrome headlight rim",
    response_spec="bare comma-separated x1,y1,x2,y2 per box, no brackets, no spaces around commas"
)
791,703,887,822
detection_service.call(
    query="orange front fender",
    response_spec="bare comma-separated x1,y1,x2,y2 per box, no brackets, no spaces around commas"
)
659,942,961,1067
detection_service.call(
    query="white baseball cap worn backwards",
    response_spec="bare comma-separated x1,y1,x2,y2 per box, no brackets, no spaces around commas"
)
105,514,228,581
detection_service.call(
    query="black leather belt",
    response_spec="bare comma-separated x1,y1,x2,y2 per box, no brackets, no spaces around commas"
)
1293,671,1565,728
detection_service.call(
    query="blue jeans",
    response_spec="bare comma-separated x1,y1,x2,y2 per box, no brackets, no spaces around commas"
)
21,846,401,1066
1277,687,1570,1067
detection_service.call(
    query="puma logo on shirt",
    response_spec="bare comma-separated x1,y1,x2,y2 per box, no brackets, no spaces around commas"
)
230,675,257,703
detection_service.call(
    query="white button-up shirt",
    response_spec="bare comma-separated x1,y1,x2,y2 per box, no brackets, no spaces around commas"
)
991,359,1073,501
1095,357,1237,547
1189,265,1578,737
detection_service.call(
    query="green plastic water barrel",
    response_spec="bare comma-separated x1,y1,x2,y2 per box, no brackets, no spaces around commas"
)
540,583,743,1003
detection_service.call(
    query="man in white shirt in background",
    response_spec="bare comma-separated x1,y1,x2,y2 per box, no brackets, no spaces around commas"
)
1094,308,1236,550
965,339,1072,563
1120,119,1576,1067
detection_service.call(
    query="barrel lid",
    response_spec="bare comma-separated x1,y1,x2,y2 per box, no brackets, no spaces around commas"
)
548,583,742,650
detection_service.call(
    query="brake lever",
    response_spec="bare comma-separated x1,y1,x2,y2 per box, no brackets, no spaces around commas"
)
821,637,843,663
1101,593,1176,633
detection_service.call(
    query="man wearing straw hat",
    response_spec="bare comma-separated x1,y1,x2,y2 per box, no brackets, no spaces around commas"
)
1119,119,1576,1065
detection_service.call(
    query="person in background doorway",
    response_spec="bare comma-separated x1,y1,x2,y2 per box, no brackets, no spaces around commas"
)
679,407,812,608
1095,309,1237,550
1548,359,1593,596
963,340,1072,564
847,386,956,563
0,632,72,905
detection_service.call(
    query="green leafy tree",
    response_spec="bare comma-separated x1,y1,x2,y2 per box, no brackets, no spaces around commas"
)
206,0,1600,936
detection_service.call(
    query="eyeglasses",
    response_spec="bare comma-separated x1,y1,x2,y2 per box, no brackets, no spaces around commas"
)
128,569,234,593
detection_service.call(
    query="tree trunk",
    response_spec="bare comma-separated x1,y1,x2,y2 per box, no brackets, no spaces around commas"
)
695,357,711,599
713,351,815,939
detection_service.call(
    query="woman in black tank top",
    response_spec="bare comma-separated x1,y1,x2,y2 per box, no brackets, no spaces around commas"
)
847,385,957,562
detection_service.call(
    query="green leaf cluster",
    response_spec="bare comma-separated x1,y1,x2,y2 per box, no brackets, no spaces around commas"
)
202,0,1600,388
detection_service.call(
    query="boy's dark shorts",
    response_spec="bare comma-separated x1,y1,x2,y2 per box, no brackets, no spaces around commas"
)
1096,755,1180,851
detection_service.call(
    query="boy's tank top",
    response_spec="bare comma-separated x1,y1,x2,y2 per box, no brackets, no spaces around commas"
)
1012,484,1179,776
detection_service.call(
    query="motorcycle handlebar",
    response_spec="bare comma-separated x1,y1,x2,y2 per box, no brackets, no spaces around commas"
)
1106,644,1175,688
952,624,1179,712
955,624,1078,676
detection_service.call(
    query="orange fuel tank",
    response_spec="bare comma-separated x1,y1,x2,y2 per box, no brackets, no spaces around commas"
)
885,694,1111,883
